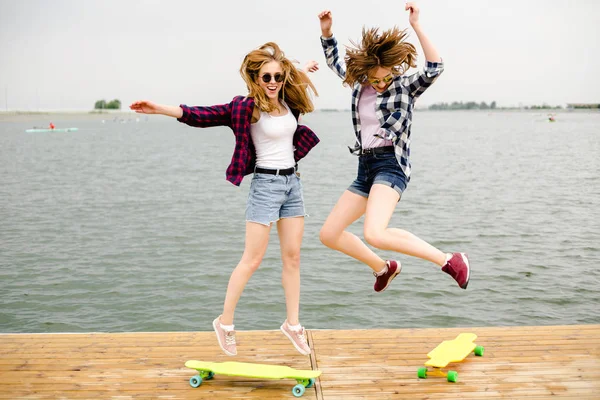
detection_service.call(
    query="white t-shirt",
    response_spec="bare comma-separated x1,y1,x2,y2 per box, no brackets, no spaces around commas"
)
250,101,297,169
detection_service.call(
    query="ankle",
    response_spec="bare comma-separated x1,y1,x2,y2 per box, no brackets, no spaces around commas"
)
440,253,452,267
219,316,234,331
375,263,389,276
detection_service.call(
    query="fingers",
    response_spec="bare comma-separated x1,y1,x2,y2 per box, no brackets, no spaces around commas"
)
405,2,419,12
318,10,331,19
129,100,150,113
304,61,319,73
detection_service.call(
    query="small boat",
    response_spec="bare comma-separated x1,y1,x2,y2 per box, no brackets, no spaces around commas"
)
25,128,79,133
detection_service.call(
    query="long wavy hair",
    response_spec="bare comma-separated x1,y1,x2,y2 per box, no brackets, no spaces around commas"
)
240,42,317,114
344,27,417,87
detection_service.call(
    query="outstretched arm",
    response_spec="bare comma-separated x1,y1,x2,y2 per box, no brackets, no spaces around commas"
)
406,2,441,63
130,101,183,118
131,99,232,128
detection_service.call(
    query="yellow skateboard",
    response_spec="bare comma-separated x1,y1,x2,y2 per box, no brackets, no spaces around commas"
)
185,360,321,397
417,333,484,382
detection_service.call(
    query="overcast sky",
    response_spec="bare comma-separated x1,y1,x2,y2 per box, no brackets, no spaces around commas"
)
1,0,598,111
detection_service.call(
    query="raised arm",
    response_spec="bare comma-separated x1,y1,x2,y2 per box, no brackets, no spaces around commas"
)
406,2,441,63
318,10,346,80
402,2,444,98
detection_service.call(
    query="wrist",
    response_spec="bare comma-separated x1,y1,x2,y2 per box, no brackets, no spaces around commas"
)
321,30,333,38
410,22,421,31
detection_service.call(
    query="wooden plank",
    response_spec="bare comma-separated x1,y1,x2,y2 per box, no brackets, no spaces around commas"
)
310,325,600,399
1,325,598,398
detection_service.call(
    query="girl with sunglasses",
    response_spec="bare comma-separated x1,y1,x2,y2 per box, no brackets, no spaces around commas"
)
130,42,319,356
317,3,471,294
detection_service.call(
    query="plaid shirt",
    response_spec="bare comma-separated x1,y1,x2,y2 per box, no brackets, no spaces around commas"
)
178,95,319,186
321,35,444,180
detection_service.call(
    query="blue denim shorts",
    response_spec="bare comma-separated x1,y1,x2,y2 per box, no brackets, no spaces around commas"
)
348,152,408,199
246,172,305,226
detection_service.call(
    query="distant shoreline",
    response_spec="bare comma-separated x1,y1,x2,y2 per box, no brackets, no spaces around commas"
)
0,110,144,123
1,108,598,123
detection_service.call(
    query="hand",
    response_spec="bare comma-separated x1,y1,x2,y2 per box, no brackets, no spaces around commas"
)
130,100,160,114
318,10,333,37
405,2,420,27
303,60,319,73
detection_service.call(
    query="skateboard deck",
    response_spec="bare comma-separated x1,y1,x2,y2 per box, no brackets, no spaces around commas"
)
418,333,484,382
185,360,321,397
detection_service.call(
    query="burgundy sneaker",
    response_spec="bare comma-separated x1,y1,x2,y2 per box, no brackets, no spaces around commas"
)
373,260,402,292
442,253,470,289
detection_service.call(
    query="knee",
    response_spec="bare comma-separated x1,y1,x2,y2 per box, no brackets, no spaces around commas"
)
282,250,301,270
241,257,263,273
319,226,338,248
364,228,386,249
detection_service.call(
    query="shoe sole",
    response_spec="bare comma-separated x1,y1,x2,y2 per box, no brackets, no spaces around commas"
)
213,318,237,356
280,325,311,356
375,263,402,293
460,253,470,289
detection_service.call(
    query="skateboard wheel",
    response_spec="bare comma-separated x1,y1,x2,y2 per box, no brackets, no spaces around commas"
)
189,375,202,388
306,378,315,388
292,383,306,397
417,367,427,379
206,371,215,380
447,370,458,382
474,345,484,356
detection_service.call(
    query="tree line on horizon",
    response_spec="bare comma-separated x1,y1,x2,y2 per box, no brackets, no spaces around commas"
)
428,101,567,110
428,101,497,110
94,99,121,110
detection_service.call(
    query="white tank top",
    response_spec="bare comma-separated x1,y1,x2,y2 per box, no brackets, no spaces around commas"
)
250,101,297,169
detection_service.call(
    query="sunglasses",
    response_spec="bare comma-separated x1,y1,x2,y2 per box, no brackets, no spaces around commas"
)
260,73,285,83
368,74,394,85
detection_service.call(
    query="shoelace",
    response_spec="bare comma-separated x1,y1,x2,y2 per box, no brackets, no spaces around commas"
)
295,328,308,345
225,331,236,346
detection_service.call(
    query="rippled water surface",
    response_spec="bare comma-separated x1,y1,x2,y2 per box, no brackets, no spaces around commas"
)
1,111,599,333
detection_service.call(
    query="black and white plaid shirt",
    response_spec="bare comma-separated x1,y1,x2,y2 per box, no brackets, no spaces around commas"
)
321,35,444,180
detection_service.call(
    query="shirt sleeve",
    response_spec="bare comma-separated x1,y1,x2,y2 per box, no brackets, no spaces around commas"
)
320,35,347,80
401,59,444,99
177,102,232,128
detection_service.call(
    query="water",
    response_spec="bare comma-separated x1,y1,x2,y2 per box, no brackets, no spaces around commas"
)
1,111,599,333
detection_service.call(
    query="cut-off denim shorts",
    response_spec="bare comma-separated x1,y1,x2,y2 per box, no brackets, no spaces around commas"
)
348,152,408,199
246,172,306,226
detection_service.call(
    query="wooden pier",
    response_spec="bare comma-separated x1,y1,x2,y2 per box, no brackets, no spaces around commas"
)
1,324,598,399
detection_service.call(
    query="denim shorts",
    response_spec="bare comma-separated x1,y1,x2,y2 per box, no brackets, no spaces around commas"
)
348,152,408,199
246,172,305,226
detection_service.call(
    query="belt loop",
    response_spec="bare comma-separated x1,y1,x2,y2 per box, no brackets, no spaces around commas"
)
275,168,280,176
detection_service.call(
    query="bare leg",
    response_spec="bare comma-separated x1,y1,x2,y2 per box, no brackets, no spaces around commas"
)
220,221,271,325
320,190,387,273
277,217,304,326
364,184,446,266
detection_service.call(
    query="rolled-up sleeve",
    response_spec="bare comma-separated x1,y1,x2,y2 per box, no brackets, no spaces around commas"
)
402,59,444,99
177,103,232,128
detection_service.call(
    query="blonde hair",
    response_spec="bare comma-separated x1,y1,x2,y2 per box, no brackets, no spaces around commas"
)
344,27,417,87
240,42,317,114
